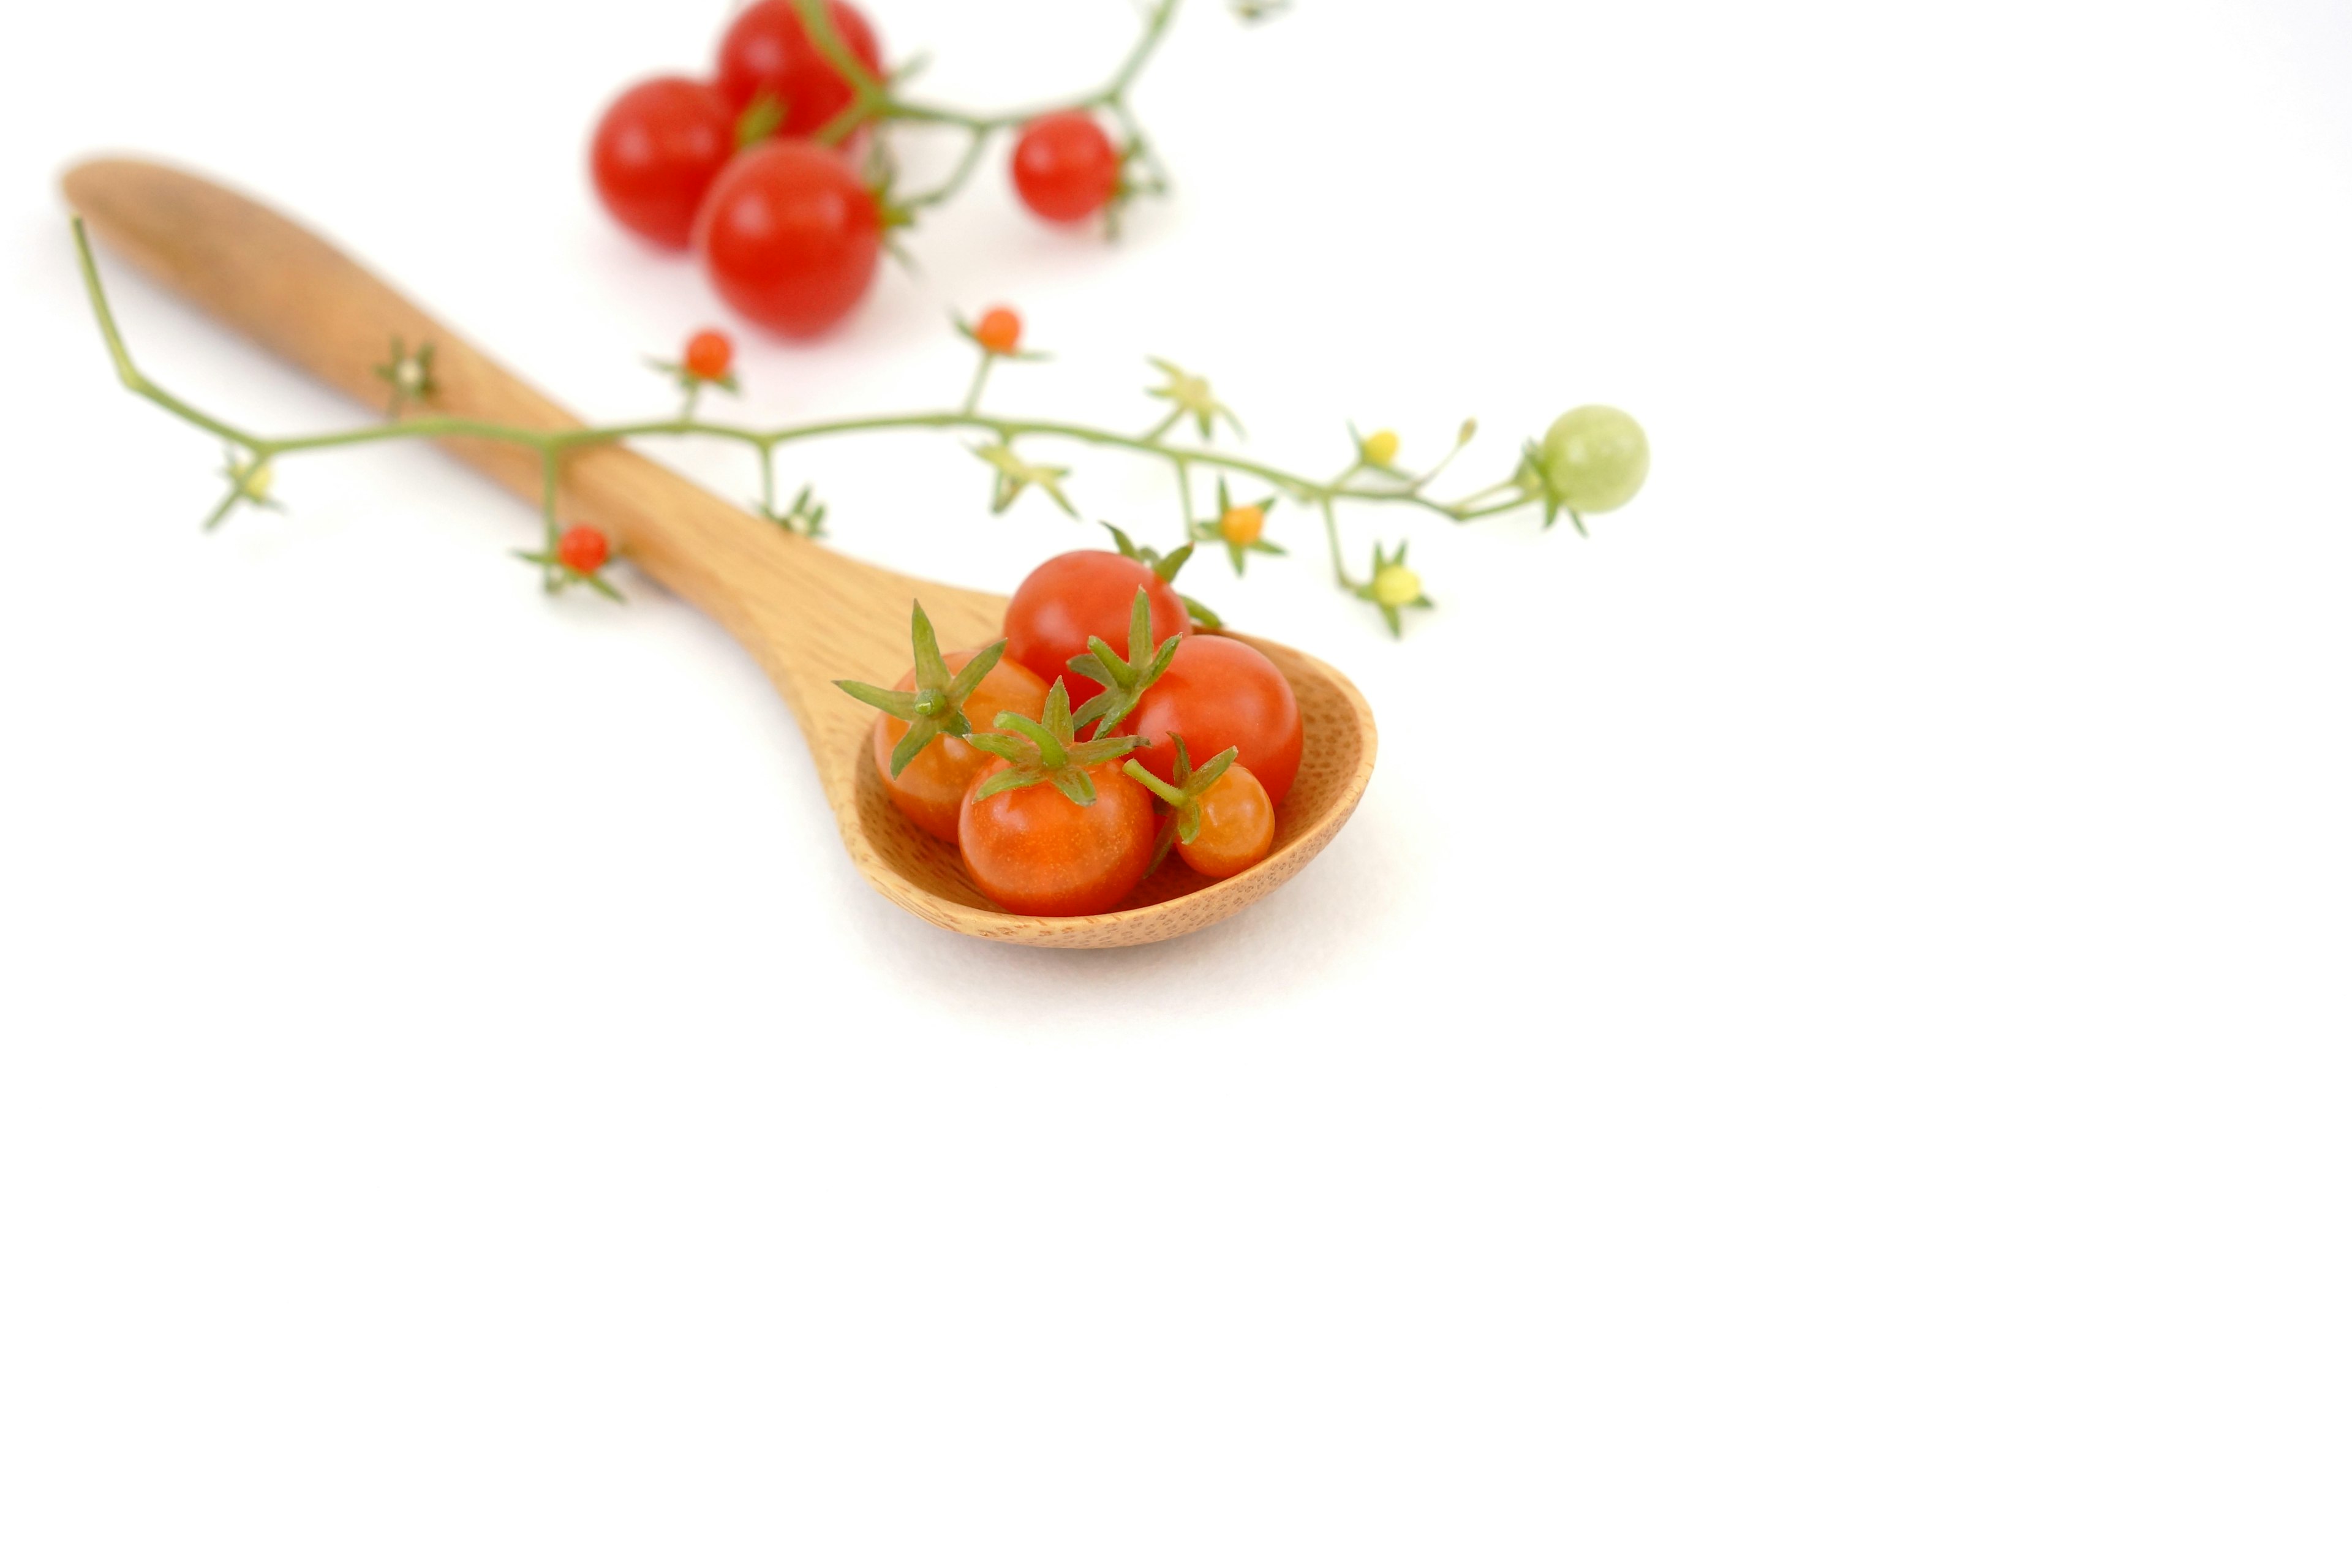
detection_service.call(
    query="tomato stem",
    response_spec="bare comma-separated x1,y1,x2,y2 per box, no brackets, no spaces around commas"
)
73,216,1602,636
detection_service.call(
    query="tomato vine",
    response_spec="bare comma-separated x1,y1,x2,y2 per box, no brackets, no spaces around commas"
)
73,213,1641,636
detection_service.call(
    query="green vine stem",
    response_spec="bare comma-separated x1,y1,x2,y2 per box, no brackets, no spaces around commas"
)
798,0,1191,220
75,217,1600,635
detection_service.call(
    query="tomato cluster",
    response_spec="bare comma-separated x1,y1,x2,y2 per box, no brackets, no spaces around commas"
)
843,549,1303,917
589,1,1136,339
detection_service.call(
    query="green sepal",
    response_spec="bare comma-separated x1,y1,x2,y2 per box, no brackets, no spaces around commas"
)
1068,587,1182,736
1099,521,1195,584
511,546,627,603
967,678,1145,807
1121,735,1238,845
830,601,1007,777
1179,594,1223,631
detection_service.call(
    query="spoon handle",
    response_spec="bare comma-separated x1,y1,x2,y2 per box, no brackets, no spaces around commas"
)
57,156,908,706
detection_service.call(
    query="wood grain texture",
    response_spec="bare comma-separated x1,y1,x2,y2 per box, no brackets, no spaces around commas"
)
61,157,1377,948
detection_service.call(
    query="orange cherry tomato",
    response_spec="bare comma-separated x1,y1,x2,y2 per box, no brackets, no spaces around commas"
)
959,760,1156,916
684,329,733,380
974,306,1022,355
870,651,1049,842
1175,763,1276,880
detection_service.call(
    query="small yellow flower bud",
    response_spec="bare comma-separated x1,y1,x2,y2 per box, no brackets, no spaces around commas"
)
235,459,274,502
1371,562,1421,608
1362,429,1400,467
1219,504,1265,546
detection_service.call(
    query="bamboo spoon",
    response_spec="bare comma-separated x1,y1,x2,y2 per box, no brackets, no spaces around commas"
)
61,158,1375,949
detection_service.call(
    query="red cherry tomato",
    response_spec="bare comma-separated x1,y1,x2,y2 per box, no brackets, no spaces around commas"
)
684,329,733,380
1177,762,1276,880
715,0,884,138
695,141,881,338
1011,112,1123,223
1125,636,1303,807
870,651,1050,843
557,525,611,575
959,760,1156,916
589,77,736,250
1003,551,1191,707
973,306,1022,355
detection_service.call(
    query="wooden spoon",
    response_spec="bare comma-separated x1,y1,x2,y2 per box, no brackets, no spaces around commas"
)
61,158,1376,949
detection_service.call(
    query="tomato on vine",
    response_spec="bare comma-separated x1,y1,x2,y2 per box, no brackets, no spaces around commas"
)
696,141,883,337
1011,112,1123,223
589,77,737,250
715,0,884,139
1005,550,1191,707
1123,634,1303,807
684,330,734,382
557,525,611,575
959,680,1155,916
973,306,1022,356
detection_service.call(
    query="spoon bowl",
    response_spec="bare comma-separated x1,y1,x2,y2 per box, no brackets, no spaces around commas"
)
62,157,1375,948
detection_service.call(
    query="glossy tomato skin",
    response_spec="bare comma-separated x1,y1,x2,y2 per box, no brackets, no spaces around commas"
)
959,760,1156,917
871,651,1050,843
1011,112,1122,222
1177,764,1276,880
1125,636,1303,807
590,76,736,249
695,141,881,337
715,0,883,137
1003,552,1191,706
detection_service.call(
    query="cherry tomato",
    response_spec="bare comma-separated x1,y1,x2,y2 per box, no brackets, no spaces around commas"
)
959,760,1156,916
870,651,1050,843
715,0,884,138
684,329,733,381
1218,504,1264,546
589,77,736,250
974,306,1022,355
1177,762,1276,880
1539,406,1649,514
1003,551,1191,707
1011,112,1121,223
557,525,610,575
696,141,881,338
1125,636,1303,807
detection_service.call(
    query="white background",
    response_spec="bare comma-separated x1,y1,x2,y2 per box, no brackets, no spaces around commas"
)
4,0,2349,1561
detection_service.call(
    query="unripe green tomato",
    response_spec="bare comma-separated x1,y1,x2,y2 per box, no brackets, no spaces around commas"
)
1539,405,1648,514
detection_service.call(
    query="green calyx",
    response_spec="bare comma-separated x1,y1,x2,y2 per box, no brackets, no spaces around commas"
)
832,599,1006,777
1067,586,1183,737
371,334,437,419
1099,521,1194,584
1123,734,1238,846
1101,522,1221,628
966,679,1144,807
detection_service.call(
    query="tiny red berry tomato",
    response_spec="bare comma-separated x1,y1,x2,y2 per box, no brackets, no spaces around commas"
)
589,77,736,250
1178,763,1276,880
557,525,611,575
1011,112,1122,223
715,0,884,138
1003,551,1191,707
684,329,733,381
1125,636,1303,807
974,306,1022,356
959,759,1156,916
870,650,1050,843
695,142,882,338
